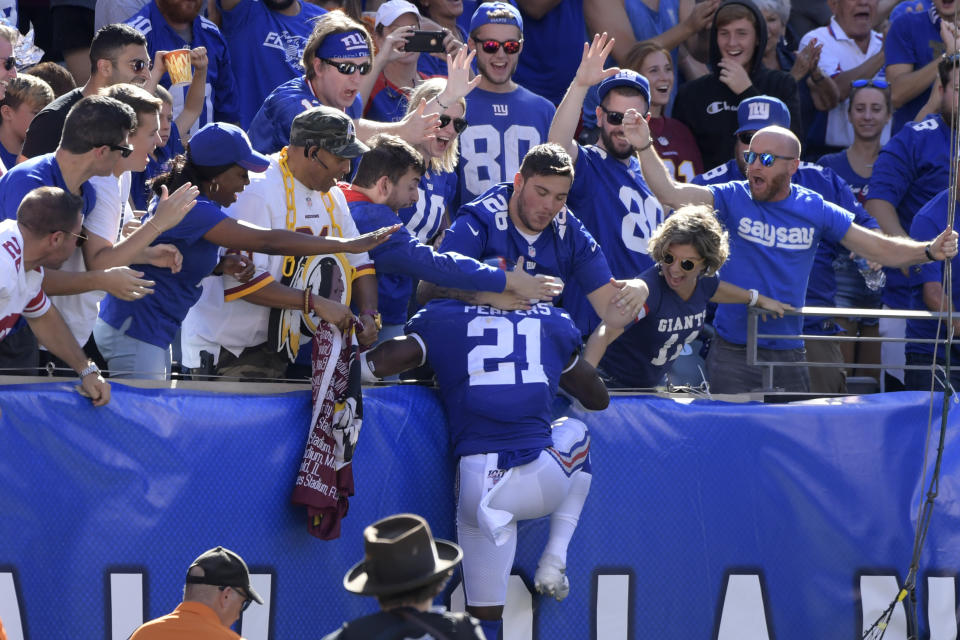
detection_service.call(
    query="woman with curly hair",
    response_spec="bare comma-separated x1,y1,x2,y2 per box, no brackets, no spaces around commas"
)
585,204,790,388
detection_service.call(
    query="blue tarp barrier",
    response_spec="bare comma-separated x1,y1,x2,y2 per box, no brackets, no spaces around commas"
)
0,384,957,639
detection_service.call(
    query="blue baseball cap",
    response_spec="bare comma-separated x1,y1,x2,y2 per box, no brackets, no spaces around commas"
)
735,96,790,134
188,123,270,172
597,70,650,112
469,2,523,35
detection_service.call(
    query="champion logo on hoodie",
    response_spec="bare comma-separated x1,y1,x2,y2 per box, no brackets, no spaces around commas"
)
706,100,737,115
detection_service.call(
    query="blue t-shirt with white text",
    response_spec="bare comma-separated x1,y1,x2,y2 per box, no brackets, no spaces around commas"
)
0,154,96,221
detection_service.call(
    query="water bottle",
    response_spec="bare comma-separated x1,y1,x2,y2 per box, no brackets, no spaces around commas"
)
855,257,886,291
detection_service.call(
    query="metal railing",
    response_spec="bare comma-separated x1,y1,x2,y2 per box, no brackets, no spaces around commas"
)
746,306,955,391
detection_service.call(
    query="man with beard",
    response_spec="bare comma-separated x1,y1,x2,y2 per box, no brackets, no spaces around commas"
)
455,1,555,209
217,0,327,129
20,24,152,160
127,0,240,134
693,95,880,394
548,34,664,335
626,111,959,394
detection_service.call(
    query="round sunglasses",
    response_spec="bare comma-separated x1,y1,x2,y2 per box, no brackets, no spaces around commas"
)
662,251,703,272
742,150,795,167
320,58,372,76
438,114,468,133
472,37,522,55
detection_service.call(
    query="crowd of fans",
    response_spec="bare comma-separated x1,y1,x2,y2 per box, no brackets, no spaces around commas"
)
1,0,960,397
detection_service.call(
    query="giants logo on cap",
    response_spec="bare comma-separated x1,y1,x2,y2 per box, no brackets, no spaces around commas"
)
747,101,771,121
346,120,356,137
340,32,367,51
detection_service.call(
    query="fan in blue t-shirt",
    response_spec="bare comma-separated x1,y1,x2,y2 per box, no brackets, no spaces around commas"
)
585,206,789,389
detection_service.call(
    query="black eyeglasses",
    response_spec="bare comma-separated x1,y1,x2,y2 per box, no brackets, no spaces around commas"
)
662,251,703,272
3,56,15,71
310,148,331,169
599,105,625,125
851,78,889,89
438,114,468,133
219,586,253,612
472,38,522,54
737,131,755,145
743,150,795,167
320,58,372,75
95,142,134,158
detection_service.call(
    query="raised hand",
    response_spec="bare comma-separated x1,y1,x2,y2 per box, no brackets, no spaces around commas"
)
683,0,720,35
343,224,402,253
100,266,156,301
575,32,620,89
380,24,416,63
189,46,208,72
399,98,441,145
441,46,482,102
150,183,199,231
717,58,752,94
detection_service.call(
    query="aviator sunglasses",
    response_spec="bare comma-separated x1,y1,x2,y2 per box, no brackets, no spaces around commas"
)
438,114,468,133
320,58,372,75
472,37,522,54
742,150,795,167
662,251,703,272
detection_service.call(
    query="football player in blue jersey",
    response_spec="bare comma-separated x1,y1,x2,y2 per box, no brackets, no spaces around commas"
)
362,298,608,640
549,33,666,336
422,142,649,335
585,205,789,389
627,108,959,394
455,2,556,209
216,0,327,129
126,0,241,135
345,134,562,344
248,11,441,155
866,55,958,387
694,95,882,393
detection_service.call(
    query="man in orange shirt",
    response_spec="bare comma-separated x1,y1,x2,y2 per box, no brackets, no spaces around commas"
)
129,546,263,639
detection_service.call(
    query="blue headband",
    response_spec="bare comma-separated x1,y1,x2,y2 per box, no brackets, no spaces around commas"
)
316,31,370,60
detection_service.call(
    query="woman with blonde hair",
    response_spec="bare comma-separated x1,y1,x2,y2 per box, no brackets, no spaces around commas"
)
586,204,790,388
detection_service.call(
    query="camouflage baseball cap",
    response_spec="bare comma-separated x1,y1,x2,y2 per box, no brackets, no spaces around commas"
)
289,105,370,159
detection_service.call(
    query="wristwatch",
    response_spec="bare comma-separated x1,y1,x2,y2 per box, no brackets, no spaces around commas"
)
361,310,382,331
78,362,100,378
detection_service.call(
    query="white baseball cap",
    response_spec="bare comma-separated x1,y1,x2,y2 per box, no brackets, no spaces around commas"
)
375,0,421,28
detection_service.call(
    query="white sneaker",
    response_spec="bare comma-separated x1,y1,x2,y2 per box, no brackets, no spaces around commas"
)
534,553,570,602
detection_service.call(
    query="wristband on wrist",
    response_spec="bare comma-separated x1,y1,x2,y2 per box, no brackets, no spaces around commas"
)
303,288,312,315
925,243,937,262
636,138,654,153
748,288,759,307
146,218,163,234
436,95,449,110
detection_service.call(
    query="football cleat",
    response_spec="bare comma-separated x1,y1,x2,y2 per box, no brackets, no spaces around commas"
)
534,554,570,602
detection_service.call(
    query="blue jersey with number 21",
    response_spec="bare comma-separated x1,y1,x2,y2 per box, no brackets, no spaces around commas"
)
407,299,581,467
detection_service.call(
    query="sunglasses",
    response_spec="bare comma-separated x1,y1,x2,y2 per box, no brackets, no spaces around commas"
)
437,114,468,133
662,251,703,272
219,586,253,612
851,78,889,90
96,142,134,158
737,131,755,145
70,230,88,247
473,38,522,55
599,105,625,125
127,58,153,73
3,56,15,71
320,58,372,75
742,150,795,167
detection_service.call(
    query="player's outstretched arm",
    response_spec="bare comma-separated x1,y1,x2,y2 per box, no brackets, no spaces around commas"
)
559,356,609,410
362,335,426,381
27,305,110,406
204,218,400,255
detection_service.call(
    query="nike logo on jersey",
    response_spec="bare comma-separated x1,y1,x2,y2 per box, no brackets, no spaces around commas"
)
737,217,815,250
466,222,480,236
492,104,509,116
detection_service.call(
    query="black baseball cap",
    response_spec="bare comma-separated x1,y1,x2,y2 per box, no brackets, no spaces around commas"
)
184,546,263,604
